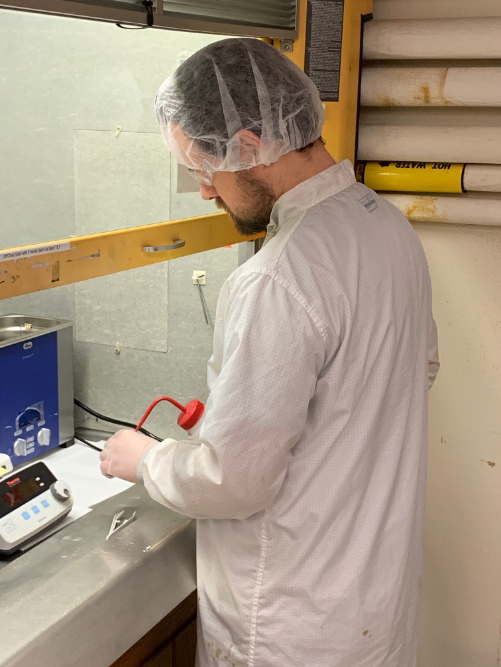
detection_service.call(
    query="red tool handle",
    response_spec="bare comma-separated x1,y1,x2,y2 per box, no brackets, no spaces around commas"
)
136,396,205,433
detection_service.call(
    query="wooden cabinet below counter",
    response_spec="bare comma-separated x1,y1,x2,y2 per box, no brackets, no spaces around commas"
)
111,591,197,667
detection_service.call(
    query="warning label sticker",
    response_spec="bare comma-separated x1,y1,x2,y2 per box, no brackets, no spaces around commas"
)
304,0,344,102
0,242,71,263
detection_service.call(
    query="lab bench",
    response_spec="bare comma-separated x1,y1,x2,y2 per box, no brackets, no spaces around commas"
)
0,485,197,667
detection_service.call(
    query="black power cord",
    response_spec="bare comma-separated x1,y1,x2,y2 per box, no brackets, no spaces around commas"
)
76,436,103,453
74,399,162,442
117,0,153,29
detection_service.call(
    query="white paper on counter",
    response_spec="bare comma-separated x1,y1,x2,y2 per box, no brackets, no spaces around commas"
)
45,442,135,508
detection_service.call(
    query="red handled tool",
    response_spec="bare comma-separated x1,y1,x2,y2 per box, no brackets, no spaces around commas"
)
136,396,205,434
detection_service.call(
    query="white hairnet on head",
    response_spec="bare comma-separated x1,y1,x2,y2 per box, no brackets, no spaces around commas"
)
154,38,325,177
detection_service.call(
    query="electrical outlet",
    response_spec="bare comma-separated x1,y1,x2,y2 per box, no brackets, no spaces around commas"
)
192,270,206,285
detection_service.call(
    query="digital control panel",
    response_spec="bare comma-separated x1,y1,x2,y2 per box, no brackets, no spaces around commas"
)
0,461,72,554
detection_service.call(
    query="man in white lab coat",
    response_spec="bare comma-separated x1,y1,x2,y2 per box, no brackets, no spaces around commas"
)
101,38,440,667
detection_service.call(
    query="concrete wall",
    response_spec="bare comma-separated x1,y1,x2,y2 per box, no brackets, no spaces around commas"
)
369,1,501,665
0,10,237,437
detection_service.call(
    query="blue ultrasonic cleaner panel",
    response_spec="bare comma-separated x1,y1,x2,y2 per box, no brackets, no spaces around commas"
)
0,315,74,469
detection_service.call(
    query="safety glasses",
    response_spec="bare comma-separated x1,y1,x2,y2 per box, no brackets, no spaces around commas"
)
187,168,213,186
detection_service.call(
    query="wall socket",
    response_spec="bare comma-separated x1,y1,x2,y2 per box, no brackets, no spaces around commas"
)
192,270,206,285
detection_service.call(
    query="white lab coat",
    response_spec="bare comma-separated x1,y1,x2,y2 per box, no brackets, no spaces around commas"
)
140,160,439,667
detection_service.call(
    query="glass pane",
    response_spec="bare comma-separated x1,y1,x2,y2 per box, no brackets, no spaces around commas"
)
0,8,222,250
0,245,240,439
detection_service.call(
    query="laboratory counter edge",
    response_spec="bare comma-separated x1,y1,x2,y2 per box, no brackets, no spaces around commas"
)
0,484,197,667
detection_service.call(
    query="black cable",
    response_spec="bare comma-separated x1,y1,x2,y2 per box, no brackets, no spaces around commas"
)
76,436,103,453
142,0,154,27
116,0,153,29
74,399,162,442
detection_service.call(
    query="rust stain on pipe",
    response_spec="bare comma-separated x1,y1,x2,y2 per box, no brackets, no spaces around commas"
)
419,84,431,104
369,92,397,106
402,197,449,223
380,95,397,107
439,68,453,105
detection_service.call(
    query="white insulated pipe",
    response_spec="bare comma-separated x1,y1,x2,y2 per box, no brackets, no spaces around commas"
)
361,67,501,107
363,18,501,60
358,125,501,165
382,194,501,226
464,165,501,192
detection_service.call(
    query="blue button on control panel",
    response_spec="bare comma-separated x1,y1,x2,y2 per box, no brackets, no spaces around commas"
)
41,499,50,508
31,505,40,515
22,511,30,520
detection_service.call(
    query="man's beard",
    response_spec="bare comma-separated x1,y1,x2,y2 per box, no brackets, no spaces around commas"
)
215,171,276,236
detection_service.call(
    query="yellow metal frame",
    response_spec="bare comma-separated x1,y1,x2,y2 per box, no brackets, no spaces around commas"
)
276,0,373,164
1,0,371,301
0,213,260,300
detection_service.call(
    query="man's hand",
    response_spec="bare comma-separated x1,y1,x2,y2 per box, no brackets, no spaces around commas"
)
99,430,156,483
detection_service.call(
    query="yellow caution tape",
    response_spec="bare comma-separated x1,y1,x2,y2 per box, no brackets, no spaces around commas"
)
356,161,466,194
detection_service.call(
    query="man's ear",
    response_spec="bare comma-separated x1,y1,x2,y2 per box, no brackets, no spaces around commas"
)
236,129,261,159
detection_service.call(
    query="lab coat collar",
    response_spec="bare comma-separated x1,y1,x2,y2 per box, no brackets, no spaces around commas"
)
266,159,356,240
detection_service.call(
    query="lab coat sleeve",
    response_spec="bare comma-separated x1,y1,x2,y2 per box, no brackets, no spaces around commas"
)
140,272,326,520
427,316,440,389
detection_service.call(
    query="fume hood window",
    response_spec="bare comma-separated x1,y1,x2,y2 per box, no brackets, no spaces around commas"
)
0,8,223,249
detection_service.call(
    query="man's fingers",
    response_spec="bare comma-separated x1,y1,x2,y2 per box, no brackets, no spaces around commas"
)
100,459,114,478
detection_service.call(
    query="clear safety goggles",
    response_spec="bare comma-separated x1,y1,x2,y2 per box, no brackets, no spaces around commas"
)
187,168,213,186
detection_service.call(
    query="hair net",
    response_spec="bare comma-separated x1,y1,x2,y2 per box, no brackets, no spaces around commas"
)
154,38,325,179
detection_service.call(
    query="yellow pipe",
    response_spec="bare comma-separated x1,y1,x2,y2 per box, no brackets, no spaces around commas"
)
0,212,262,301
357,161,466,193
276,0,373,164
